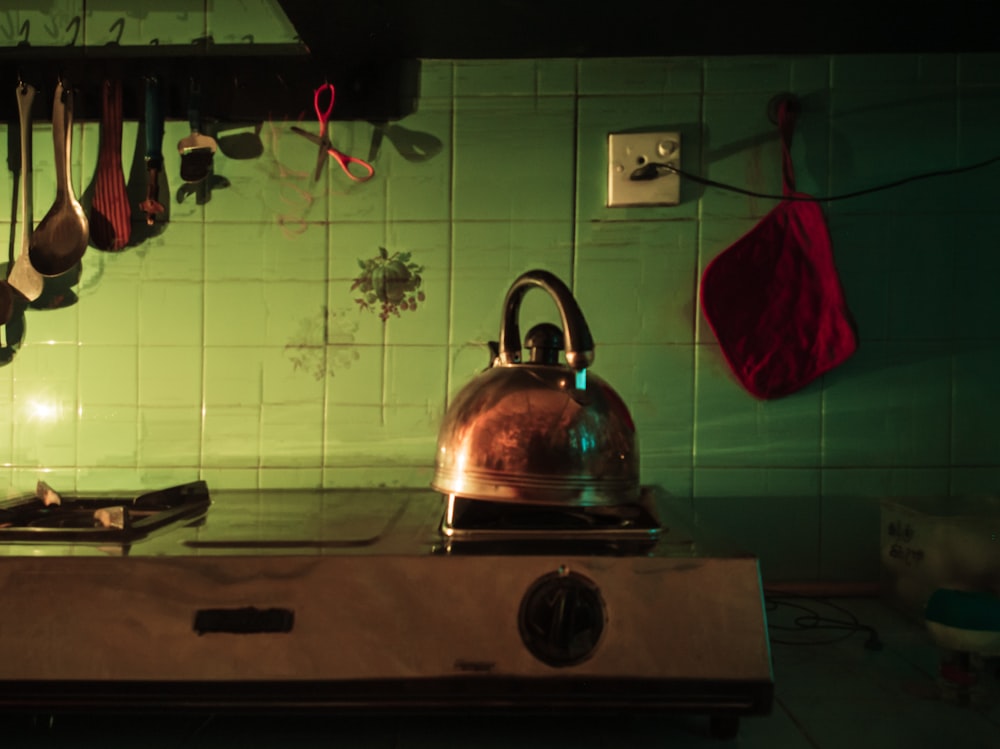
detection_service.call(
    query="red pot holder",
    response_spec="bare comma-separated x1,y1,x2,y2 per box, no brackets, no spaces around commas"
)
700,99,857,399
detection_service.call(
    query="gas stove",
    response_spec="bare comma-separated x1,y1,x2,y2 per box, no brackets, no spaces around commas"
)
0,483,772,739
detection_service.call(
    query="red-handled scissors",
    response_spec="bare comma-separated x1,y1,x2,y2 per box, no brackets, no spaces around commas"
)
290,83,375,183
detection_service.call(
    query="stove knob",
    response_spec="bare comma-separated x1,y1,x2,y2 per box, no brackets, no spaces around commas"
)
518,569,606,667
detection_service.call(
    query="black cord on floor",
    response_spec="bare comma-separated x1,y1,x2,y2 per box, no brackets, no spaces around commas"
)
764,590,884,650
631,154,1000,202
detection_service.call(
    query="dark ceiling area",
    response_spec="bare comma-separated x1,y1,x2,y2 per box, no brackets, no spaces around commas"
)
279,0,1000,59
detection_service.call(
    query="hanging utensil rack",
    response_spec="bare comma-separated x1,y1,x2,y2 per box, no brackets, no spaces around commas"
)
0,39,416,123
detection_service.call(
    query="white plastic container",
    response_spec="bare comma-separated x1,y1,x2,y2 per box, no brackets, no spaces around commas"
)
880,495,1000,620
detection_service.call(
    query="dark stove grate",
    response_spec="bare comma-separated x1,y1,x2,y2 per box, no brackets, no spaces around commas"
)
0,481,210,543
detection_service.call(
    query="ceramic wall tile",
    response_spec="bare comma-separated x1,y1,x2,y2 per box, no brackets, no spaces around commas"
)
575,93,701,223
700,90,829,217
325,345,383,407
384,102,452,223
827,86,959,215
704,57,794,93
203,346,263,408
418,60,454,100
832,54,958,88
78,269,140,346
200,467,260,490
136,222,204,282
263,344,325,405
260,402,323,468
138,281,204,347
78,345,136,405
452,96,575,221
11,345,79,469
138,407,202,467
202,405,261,468
958,52,1000,84
384,345,447,412
578,57,703,95
24,303,80,346
694,344,823,468
951,467,1000,496
952,342,1000,467
259,468,324,489
692,492,822,581
596,343,695,472
823,213,891,342
454,59,576,97
203,280,267,346
818,494,882,582
575,220,699,345
822,341,953,467
951,213,1000,340
76,404,138,467
138,346,203,408
382,222,450,347
450,220,574,345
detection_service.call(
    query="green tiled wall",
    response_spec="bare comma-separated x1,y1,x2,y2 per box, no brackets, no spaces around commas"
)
1,8,998,581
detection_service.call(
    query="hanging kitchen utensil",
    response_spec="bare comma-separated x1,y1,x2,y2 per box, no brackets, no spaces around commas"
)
699,96,857,399
8,82,43,302
28,79,89,277
289,83,374,183
89,78,131,251
431,269,638,507
177,79,216,183
138,75,165,225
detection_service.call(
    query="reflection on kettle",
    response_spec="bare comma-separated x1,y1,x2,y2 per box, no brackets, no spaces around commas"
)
432,270,639,508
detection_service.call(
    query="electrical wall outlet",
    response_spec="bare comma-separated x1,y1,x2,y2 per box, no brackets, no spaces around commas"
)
607,132,681,207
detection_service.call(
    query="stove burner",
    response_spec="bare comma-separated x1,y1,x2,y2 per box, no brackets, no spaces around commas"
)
0,481,210,543
440,489,662,553
448,497,658,532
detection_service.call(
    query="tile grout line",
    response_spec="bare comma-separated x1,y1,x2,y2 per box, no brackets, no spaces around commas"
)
444,62,457,412
198,193,208,486
690,58,707,504
570,59,580,288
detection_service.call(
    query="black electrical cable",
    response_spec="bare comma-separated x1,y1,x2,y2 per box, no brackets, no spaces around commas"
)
764,591,884,650
630,154,1000,202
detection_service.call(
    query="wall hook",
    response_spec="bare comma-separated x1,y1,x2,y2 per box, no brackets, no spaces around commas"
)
65,16,81,46
767,93,800,125
108,17,125,45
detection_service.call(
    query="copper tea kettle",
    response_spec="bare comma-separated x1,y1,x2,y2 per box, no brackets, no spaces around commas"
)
431,270,639,507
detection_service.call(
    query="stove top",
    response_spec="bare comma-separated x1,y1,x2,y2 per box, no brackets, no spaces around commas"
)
0,484,773,733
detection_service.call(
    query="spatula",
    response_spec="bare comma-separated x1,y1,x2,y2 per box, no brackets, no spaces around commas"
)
8,82,43,301
177,80,216,183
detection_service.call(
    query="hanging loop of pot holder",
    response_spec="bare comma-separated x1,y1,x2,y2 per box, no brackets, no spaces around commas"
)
699,97,857,399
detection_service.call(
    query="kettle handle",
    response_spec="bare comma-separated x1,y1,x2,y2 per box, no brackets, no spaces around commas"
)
498,270,594,371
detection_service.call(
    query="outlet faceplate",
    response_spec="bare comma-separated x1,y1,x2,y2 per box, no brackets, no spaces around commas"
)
607,132,681,207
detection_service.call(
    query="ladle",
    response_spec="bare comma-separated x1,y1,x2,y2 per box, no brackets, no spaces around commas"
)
28,80,89,277
8,82,43,301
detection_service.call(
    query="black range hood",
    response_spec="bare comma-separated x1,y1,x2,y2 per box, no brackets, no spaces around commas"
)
279,0,1000,58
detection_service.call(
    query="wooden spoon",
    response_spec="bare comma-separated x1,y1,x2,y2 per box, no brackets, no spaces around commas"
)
8,82,43,301
28,80,89,277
